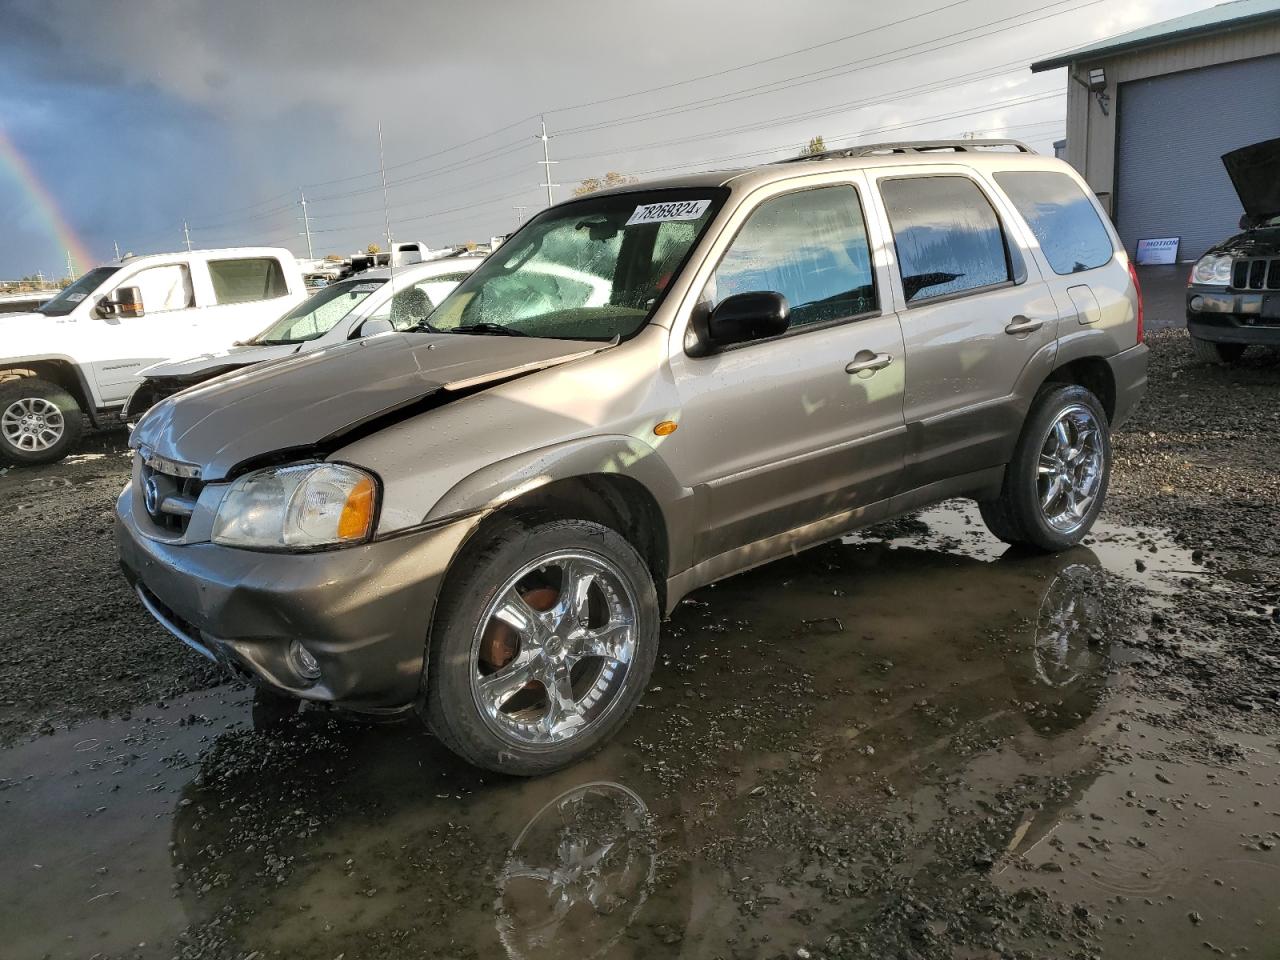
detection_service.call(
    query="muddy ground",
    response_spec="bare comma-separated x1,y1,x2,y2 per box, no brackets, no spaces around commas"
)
1,328,1278,960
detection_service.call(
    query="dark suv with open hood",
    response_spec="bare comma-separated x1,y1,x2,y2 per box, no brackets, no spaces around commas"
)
1186,137,1280,363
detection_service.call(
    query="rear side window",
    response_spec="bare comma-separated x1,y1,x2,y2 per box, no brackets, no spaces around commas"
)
880,176,1011,303
208,258,289,305
995,171,1115,275
711,185,876,327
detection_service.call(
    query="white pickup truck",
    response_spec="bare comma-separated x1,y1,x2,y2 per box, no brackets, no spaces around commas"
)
0,247,306,465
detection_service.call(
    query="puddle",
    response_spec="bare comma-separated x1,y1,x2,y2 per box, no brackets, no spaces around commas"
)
1,504,1267,959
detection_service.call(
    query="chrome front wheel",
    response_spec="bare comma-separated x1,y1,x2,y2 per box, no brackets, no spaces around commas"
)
471,550,639,748
425,517,660,775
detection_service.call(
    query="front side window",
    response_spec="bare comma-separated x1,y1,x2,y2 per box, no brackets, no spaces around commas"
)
208,257,289,305
37,266,120,317
995,171,1115,275
254,277,386,344
880,176,1011,303
122,264,193,313
709,185,876,327
430,190,724,341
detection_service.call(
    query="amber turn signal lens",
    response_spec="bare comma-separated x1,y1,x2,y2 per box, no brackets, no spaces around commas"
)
338,475,376,540
653,420,678,436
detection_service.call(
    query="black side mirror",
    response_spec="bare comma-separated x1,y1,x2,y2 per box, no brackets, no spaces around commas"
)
705,291,790,348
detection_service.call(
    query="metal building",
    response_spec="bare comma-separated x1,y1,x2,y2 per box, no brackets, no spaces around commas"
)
1032,0,1280,261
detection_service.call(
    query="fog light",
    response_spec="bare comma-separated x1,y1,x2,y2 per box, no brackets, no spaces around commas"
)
1189,295,1204,312
288,640,322,682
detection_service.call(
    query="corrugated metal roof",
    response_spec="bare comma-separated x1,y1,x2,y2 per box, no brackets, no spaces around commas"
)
1031,0,1280,71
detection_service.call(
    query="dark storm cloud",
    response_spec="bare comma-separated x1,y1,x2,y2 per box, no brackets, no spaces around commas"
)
0,0,1215,275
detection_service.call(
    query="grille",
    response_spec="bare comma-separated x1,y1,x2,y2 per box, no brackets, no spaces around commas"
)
139,456,204,535
1231,257,1280,291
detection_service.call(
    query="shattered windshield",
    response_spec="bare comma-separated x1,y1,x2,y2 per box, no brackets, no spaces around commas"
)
253,277,386,344
37,266,120,317
429,189,725,341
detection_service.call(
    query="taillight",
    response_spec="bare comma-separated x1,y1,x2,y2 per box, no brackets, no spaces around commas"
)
1128,259,1144,344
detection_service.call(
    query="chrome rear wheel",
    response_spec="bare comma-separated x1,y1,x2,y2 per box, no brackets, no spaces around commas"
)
1037,403,1105,536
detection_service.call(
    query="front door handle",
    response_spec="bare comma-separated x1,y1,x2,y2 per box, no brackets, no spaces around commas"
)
1005,316,1045,335
845,352,893,374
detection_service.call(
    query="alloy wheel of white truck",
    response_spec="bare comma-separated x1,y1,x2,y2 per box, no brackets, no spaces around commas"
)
0,378,84,465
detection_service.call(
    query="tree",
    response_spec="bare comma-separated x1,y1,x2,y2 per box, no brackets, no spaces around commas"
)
366,243,380,255
574,171,639,196
798,135,826,157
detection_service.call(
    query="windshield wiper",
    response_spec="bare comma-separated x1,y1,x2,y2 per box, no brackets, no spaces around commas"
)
451,322,528,337
407,319,445,334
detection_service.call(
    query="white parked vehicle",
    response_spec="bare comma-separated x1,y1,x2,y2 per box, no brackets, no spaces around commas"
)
0,248,306,465
123,254,483,419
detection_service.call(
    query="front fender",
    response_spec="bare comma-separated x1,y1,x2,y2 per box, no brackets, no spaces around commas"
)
423,433,697,576
0,352,102,419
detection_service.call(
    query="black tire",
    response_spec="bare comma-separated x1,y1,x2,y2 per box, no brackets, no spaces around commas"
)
979,384,1111,553
1190,337,1246,365
0,377,84,465
423,515,660,776
251,685,301,732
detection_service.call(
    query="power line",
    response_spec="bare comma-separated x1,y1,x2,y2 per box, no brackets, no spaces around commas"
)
183,1,1101,236
555,0,1102,139
540,0,978,116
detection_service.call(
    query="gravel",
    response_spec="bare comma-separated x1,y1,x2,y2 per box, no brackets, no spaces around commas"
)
0,329,1278,960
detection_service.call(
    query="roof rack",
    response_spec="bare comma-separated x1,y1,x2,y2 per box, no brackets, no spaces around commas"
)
780,139,1035,163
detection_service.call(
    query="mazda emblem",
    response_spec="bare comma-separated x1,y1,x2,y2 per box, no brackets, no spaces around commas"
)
143,476,161,517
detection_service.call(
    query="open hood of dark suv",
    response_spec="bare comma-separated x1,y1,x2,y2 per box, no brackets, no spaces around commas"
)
1223,137,1280,221
130,332,604,480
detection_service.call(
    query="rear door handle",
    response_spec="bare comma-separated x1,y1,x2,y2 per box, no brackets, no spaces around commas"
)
845,352,893,374
1005,316,1045,335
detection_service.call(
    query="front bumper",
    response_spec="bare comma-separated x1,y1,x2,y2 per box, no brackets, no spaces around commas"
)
116,485,479,709
1186,286,1280,346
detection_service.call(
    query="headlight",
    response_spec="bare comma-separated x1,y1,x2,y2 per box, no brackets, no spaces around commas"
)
212,463,377,549
1190,253,1233,286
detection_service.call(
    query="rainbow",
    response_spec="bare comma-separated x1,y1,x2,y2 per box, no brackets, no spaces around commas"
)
0,126,95,275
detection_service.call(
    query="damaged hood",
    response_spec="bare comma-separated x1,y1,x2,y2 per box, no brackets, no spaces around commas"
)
138,342,302,380
131,332,604,480
1223,137,1280,221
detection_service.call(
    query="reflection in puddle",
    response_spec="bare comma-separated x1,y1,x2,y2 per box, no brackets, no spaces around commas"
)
497,782,656,960
1,503,1267,959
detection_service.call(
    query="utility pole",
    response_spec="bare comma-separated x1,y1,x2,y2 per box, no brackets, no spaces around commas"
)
535,118,558,207
377,123,394,251
113,241,122,262
64,250,75,280
298,187,314,260
182,220,192,252
513,205,527,228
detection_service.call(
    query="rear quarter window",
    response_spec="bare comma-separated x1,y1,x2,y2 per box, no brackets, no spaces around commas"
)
994,171,1115,276
208,258,290,305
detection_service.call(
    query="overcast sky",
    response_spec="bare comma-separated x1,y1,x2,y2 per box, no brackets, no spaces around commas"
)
0,0,1220,277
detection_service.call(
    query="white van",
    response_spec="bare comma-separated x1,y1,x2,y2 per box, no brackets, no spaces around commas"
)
0,247,306,464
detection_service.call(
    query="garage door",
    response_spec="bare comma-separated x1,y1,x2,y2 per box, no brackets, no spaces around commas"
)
1116,54,1280,261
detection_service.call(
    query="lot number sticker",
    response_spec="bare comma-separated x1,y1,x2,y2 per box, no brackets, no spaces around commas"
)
626,199,712,226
